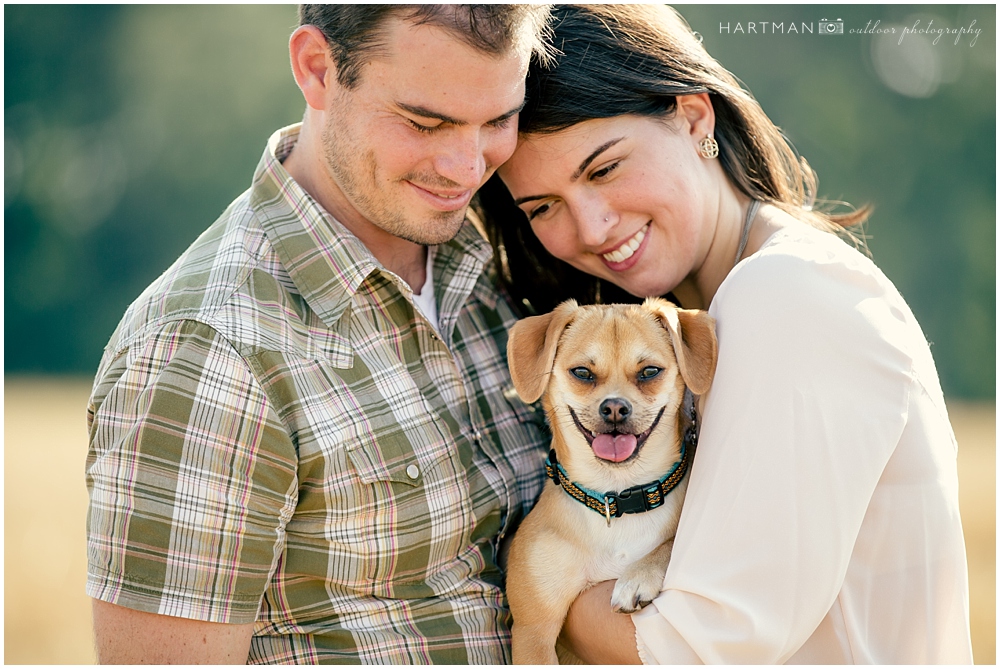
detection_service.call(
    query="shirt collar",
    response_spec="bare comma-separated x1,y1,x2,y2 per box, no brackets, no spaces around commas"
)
250,124,496,330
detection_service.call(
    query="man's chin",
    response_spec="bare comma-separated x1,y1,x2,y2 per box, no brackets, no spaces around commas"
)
403,209,468,246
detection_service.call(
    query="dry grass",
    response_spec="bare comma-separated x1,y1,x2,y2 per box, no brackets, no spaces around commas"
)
4,377,995,664
952,402,997,665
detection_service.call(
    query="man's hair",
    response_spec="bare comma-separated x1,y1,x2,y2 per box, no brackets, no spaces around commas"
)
298,4,553,89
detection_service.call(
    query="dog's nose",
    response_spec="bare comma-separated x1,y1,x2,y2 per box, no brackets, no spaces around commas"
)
599,398,632,424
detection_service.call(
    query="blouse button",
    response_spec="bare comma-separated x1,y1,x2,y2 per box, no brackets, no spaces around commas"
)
406,464,420,480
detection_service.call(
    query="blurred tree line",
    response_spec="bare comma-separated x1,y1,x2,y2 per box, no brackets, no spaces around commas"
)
4,5,995,398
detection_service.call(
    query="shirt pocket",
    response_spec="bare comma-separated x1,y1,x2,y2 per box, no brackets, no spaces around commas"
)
343,410,475,588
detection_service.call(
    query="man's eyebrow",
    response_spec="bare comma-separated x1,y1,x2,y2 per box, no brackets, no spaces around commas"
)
397,102,463,125
571,137,625,181
513,137,626,206
396,100,526,127
490,99,526,125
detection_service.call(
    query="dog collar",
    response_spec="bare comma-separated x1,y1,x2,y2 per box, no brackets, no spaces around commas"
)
544,426,696,527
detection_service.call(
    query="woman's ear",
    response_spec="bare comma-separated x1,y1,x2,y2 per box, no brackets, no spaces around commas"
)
289,25,335,111
675,92,716,141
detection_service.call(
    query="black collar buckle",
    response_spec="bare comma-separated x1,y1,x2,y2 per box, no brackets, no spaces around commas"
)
606,483,655,518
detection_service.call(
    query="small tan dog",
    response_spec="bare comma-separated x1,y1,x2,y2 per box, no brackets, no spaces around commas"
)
505,298,718,665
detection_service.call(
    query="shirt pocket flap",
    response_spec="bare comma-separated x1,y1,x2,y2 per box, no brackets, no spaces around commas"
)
346,429,428,488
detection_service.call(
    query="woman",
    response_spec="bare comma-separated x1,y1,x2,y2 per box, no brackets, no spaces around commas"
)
479,5,972,664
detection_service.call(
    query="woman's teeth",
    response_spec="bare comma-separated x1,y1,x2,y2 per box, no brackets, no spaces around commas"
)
602,224,648,263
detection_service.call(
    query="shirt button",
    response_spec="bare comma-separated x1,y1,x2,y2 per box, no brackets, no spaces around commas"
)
406,464,420,480
473,429,483,443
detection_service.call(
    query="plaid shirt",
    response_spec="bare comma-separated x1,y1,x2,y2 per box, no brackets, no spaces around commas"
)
86,125,549,663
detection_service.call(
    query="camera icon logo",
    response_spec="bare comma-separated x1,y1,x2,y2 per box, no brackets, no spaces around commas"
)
819,18,844,34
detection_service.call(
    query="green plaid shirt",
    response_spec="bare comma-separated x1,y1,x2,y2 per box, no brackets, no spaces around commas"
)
86,125,549,663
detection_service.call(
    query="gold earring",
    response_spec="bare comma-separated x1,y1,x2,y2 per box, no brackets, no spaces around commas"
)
698,135,719,159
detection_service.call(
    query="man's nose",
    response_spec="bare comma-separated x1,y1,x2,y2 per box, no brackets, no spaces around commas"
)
435,129,488,190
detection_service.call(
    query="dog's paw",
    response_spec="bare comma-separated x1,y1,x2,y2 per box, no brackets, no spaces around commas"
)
609,569,663,614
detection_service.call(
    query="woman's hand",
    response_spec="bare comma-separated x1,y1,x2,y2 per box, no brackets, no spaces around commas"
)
558,580,642,664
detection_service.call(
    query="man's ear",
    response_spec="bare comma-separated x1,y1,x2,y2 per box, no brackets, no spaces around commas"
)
289,25,335,111
507,300,579,403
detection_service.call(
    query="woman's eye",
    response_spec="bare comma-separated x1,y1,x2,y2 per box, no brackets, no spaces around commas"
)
528,203,552,220
638,366,662,380
570,367,595,381
591,161,620,180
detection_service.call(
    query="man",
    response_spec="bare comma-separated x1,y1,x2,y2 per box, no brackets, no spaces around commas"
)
86,6,552,663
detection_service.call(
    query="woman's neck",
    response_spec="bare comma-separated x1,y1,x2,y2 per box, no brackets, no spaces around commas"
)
672,200,791,310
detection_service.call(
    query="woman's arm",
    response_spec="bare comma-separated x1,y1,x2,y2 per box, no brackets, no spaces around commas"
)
632,250,912,663
559,581,641,664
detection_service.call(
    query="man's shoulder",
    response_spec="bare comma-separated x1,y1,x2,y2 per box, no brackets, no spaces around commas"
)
102,189,325,366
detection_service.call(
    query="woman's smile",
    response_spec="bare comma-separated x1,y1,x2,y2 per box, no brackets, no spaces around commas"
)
498,112,719,300
600,221,650,268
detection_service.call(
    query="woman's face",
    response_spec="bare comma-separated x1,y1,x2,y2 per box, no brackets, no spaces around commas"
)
497,113,721,299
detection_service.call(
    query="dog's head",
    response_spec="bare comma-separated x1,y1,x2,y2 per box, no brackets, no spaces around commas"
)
508,298,717,487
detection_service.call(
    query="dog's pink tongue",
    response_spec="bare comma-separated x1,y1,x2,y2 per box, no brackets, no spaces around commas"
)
591,433,638,462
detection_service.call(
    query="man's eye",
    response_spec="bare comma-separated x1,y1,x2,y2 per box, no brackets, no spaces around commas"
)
570,367,595,381
638,366,662,380
406,119,439,134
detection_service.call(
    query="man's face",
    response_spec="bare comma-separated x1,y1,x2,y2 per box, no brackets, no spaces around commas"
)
321,17,529,246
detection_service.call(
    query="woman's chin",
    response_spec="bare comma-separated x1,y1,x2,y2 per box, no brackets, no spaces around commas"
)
599,274,673,300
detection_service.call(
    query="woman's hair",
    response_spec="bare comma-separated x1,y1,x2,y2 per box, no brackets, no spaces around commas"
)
476,4,869,315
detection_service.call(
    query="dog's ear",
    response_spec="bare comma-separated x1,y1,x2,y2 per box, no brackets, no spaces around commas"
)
507,299,579,403
644,298,718,395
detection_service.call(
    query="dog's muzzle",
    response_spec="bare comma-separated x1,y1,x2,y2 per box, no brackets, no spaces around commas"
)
543,424,697,527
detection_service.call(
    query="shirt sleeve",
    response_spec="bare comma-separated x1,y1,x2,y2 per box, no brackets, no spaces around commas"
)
86,319,299,624
633,249,916,663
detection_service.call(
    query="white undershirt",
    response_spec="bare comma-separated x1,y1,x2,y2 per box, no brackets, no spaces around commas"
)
411,248,439,333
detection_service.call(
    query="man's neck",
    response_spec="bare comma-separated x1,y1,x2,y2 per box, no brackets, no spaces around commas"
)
282,123,428,291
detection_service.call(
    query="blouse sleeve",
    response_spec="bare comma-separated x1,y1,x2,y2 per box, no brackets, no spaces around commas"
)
632,248,917,663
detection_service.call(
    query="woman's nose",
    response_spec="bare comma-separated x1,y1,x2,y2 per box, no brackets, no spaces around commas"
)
575,205,618,248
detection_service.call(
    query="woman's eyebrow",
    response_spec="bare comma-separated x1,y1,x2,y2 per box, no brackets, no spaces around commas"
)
513,137,626,206
513,193,554,206
571,137,625,180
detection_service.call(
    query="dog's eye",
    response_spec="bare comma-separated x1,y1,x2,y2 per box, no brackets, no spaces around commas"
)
638,366,662,380
570,367,595,381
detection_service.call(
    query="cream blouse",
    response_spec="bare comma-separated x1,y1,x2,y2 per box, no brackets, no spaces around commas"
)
632,222,973,663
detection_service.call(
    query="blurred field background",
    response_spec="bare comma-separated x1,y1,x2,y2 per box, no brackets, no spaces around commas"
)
4,3,995,664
